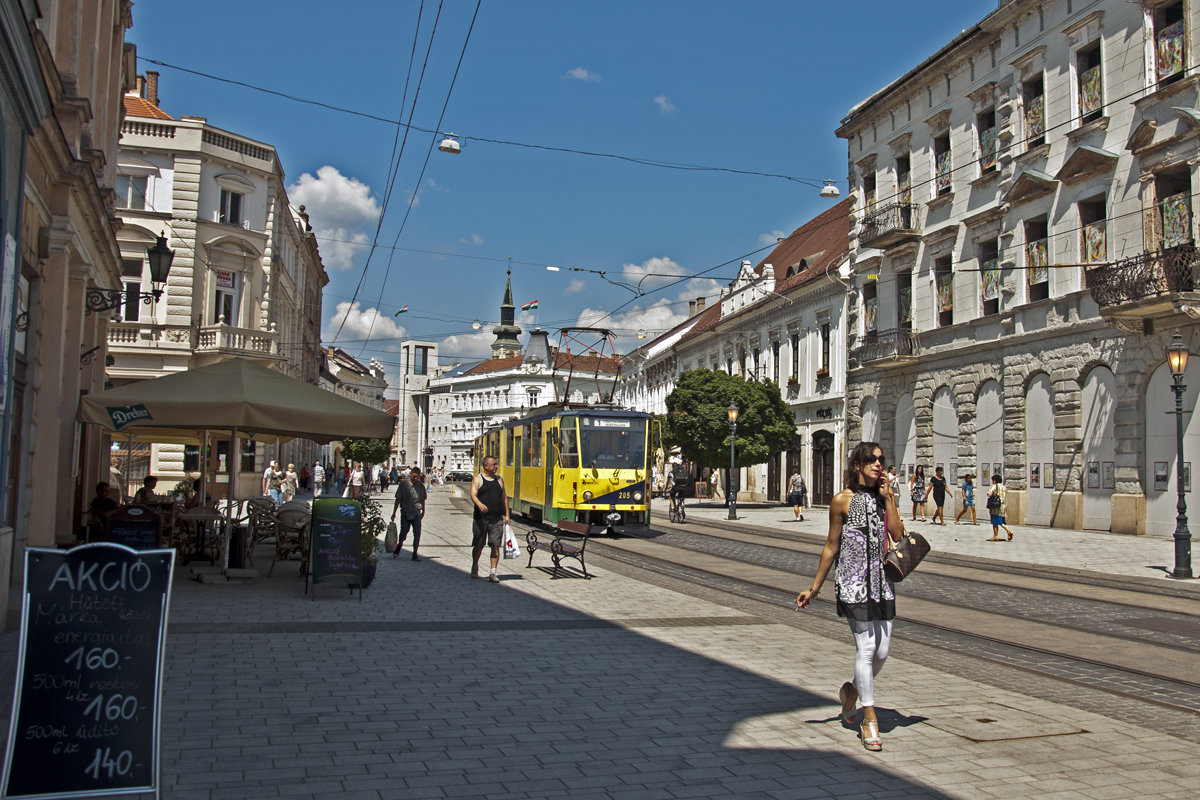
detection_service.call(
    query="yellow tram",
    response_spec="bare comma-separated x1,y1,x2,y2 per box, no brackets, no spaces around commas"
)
473,403,651,533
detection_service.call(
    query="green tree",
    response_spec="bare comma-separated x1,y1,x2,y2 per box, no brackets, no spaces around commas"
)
665,369,794,470
340,437,392,466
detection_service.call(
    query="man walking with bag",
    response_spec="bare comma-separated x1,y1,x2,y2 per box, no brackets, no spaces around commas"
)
390,469,426,560
469,456,510,582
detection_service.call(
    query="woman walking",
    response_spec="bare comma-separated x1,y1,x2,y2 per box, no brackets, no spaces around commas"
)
349,462,365,499
910,465,927,522
282,463,298,503
986,473,1013,541
955,474,976,524
795,441,904,752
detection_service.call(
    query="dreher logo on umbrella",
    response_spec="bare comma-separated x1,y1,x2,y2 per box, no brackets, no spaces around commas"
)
108,404,153,430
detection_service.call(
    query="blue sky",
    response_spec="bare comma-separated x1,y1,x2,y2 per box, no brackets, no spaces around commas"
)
128,0,997,394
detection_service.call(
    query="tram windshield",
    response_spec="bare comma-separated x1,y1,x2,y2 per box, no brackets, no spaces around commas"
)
578,417,646,470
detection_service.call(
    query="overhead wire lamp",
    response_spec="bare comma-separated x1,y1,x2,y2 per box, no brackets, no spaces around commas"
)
85,234,175,315
437,133,462,154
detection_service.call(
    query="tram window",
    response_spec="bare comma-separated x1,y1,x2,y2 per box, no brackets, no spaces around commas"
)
559,418,579,468
522,425,531,467
505,427,514,466
579,417,647,469
532,422,542,467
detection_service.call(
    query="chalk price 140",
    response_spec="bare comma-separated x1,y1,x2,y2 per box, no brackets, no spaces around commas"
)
84,747,133,780
83,693,139,722
64,646,120,671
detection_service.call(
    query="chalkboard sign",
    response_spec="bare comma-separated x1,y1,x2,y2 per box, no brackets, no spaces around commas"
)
2,543,174,799
105,505,163,550
309,498,362,598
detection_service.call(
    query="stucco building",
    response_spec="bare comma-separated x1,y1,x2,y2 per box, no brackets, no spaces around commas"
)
838,0,1199,535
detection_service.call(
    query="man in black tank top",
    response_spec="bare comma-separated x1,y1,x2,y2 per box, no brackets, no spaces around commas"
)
469,456,510,582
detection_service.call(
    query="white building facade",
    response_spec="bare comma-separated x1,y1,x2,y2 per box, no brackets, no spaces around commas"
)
839,0,1200,534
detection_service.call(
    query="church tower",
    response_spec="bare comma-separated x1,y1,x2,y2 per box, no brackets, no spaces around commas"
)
491,270,523,358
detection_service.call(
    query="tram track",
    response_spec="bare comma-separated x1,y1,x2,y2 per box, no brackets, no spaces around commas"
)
565,516,1200,722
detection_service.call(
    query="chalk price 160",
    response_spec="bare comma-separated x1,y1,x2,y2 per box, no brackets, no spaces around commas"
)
83,693,139,722
84,747,133,780
64,646,120,671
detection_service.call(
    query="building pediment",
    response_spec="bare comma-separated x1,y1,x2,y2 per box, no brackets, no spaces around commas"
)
1055,145,1118,184
1003,169,1058,205
1126,119,1157,152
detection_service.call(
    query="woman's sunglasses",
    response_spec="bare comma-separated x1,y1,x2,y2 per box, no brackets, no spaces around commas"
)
860,454,885,465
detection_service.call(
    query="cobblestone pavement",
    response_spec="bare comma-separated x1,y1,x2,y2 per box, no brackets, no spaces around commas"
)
0,486,1195,799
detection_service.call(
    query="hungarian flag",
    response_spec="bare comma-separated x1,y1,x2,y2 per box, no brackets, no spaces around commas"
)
394,305,408,316
521,299,539,311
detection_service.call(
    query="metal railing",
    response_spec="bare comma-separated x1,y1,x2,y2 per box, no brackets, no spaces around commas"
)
860,202,918,246
853,328,920,364
1086,243,1198,307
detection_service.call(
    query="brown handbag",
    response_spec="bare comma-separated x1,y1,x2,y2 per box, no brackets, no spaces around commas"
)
883,526,930,582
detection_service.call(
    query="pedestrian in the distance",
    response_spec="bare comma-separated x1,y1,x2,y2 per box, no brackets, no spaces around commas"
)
955,474,976,524
390,468,427,560
469,456,510,582
349,462,365,498
312,461,325,497
282,463,298,503
265,463,284,505
787,468,806,521
925,466,951,525
910,465,927,522
986,473,1013,541
795,441,903,752
299,464,310,494
887,465,901,496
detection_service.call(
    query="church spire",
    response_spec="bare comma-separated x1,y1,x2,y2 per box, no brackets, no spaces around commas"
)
491,270,523,358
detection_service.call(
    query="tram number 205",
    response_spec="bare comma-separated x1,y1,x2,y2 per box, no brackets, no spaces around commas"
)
616,491,633,501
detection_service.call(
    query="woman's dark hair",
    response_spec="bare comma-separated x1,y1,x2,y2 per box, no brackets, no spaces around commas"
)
992,473,1002,484
915,465,924,477
845,441,883,492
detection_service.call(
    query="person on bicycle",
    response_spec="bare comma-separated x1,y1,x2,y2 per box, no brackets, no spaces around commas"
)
668,466,691,520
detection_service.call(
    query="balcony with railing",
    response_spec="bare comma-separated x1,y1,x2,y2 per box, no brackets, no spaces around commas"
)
859,202,920,249
852,328,920,367
106,320,281,362
1086,243,1200,333
196,321,280,358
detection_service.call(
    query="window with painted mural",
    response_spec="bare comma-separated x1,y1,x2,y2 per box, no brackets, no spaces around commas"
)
1024,217,1049,301
1077,43,1103,123
935,256,953,327
977,108,997,173
980,239,1000,317
896,155,911,204
863,281,878,333
1157,169,1192,248
1155,2,1185,86
1079,196,1106,264
934,133,952,195
863,172,876,216
896,272,912,329
1022,74,1045,148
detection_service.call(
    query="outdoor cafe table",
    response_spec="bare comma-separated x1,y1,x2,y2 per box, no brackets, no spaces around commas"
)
178,505,225,564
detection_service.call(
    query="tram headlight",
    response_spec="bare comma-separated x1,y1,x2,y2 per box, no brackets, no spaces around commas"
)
633,491,643,501
582,490,593,501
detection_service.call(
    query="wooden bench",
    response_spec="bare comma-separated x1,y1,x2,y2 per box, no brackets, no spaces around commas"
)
526,520,592,579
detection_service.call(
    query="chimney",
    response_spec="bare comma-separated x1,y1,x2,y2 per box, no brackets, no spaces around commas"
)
688,301,696,316
695,297,705,313
135,74,144,97
145,71,159,106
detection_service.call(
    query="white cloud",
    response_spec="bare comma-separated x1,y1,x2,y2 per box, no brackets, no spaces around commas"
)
424,178,449,194
565,67,601,82
622,256,687,291
758,230,787,246
288,166,381,270
653,95,677,114
460,233,485,246
324,301,407,344
563,278,586,295
440,330,494,361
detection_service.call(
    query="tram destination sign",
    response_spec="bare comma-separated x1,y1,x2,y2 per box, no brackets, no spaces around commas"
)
1,543,174,799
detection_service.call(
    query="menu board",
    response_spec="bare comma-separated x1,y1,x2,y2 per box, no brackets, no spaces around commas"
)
309,498,362,598
2,543,174,798
105,505,162,550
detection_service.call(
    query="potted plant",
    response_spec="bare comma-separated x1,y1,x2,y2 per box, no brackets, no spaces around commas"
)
815,367,830,380
359,496,386,587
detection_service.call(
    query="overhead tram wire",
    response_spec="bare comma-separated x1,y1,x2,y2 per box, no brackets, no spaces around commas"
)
331,0,441,345
356,0,483,354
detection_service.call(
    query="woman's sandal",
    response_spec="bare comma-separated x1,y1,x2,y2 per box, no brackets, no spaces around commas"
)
860,719,883,751
838,682,859,724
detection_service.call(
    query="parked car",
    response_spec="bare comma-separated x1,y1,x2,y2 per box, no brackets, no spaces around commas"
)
446,470,473,482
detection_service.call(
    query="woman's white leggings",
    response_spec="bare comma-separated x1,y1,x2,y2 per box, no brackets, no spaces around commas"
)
848,618,892,707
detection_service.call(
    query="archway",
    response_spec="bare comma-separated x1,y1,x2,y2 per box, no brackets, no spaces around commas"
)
860,396,880,443
1081,366,1116,530
894,392,916,479
932,386,957,475
1024,374,1054,525
1146,359,1200,536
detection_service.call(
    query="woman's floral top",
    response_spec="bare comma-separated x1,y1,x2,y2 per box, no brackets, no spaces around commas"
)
834,490,896,621
910,474,925,503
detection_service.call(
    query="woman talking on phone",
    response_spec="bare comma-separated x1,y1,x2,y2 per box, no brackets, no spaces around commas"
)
795,441,904,752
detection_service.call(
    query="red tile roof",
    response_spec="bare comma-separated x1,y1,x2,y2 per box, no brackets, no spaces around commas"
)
383,399,400,417
123,95,173,120
756,198,852,291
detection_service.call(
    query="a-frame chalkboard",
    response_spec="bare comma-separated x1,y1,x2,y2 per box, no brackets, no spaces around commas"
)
308,498,362,600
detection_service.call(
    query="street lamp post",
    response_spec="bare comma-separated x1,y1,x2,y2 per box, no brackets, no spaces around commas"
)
727,403,739,521
1166,330,1193,579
